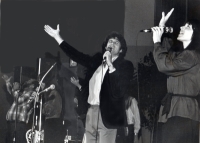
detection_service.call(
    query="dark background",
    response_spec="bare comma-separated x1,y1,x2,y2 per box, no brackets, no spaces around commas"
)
1,1,125,73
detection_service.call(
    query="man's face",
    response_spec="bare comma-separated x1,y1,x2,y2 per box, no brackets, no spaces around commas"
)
105,37,122,57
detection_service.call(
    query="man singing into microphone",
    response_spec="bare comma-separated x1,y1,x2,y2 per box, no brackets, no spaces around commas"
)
44,25,134,143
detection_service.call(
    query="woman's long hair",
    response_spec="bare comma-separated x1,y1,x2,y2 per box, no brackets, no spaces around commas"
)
171,19,200,53
185,19,200,53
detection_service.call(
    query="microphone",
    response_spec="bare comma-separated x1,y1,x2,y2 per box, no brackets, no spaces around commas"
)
39,84,55,94
103,47,112,63
140,27,173,33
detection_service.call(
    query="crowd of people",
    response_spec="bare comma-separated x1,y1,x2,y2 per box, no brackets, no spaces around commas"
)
1,7,200,143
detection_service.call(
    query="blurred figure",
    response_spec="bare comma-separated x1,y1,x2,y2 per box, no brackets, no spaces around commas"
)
70,76,88,125
2,75,38,143
116,96,140,143
42,88,65,143
124,96,140,143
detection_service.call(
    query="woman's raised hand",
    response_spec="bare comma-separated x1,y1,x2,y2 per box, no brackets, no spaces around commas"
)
151,26,164,43
159,8,174,27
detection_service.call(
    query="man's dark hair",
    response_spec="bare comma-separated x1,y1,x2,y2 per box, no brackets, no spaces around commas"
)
102,31,127,58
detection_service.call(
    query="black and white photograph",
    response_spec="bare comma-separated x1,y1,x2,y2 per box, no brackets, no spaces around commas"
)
0,0,200,143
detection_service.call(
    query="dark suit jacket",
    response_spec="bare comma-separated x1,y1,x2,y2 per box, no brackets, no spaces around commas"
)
59,41,134,129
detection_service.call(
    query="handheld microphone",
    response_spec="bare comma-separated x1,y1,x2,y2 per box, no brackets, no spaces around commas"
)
39,84,55,94
103,47,112,63
140,27,173,33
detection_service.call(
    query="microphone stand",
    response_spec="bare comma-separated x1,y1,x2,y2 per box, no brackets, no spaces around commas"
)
30,62,56,143
13,66,22,143
13,93,19,143
94,62,105,143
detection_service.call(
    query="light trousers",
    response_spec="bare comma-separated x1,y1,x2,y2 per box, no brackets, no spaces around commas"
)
82,105,117,143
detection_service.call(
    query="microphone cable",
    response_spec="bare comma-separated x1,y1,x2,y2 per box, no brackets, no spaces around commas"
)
135,31,141,112
94,60,109,143
94,61,105,143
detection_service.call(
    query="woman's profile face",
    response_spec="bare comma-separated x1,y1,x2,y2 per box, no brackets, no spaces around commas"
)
177,23,194,44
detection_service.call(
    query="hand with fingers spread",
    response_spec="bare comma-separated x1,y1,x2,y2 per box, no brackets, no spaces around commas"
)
12,82,21,92
152,8,174,43
70,77,82,91
2,75,13,94
44,24,63,44
151,26,164,43
2,74,12,83
159,8,174,27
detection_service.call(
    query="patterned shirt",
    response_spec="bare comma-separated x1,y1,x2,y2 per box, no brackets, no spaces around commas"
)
6,90,37,123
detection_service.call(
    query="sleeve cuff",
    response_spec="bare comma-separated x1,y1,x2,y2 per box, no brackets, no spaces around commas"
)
58,40,64,45
79,86,82,91
109,67,116,73
154,42,161,45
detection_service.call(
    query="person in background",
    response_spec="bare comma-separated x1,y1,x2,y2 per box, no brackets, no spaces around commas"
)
151,8,200,143
2,75,39,143
44,24,134,143
124,96,140,143
70,76,91,127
